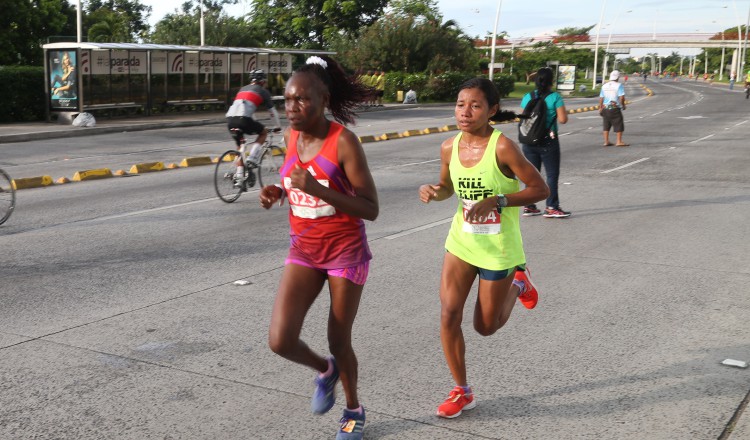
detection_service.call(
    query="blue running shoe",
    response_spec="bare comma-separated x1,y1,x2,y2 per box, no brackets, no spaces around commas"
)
311,356,339,414
336,407,365,440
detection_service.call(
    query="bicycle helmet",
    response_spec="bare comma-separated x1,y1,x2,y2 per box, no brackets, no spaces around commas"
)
251,69,267,83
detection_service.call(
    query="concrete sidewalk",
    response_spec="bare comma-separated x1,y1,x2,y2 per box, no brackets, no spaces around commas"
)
0,104,418,144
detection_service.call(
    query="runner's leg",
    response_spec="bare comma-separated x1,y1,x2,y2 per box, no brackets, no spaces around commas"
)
473,271,519,336
440,252,478,386
268,264,329,373
327,276,365,410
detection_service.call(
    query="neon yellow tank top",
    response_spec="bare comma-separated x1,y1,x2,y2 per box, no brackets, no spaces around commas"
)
444,129,526,270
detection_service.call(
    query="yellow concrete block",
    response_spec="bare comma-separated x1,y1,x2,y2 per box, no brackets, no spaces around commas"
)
179,157,213,167
12,175,53,190
56,177,70,184
359,135,377,143
446,124,459,131
129,162,165,174
422,127,441,134
383,132,401,140
401,129,422,137
72,169,113,181
166,163,179,169
113,170,127,176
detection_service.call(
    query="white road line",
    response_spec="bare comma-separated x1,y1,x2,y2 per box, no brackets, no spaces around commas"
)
690,134,715,144
384,217,452,240
392,159,441,168
92,197,221,221
559,132,573,136
736,120,749,126
601,157,650,174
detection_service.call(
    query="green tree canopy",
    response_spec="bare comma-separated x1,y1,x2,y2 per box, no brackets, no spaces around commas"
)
333,11,477,74
0,0,74,65
556,25,596,36
85,0,152,42
250,0,388,48
149,0,263,47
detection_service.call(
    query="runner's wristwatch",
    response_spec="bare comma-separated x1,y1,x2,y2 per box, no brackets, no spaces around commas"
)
496,194,507,212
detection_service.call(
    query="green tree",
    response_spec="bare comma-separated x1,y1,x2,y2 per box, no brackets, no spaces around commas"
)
250,0,388,48
85,0,152,42
556,25,595,36
332,2,477,74
149,1,263,47
0,0,74,65
87,9,130,42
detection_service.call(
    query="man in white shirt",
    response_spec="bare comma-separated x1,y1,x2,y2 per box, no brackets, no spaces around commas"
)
598,70,628,146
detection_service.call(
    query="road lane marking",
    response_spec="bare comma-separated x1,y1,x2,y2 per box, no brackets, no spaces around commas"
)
384,217,452,240
391,159,441,168
690,134,715,144
601,157,650,174
92,197,223,221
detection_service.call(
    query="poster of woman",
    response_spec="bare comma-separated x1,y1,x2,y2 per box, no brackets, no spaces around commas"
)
49,50,78,110
557,65,576,91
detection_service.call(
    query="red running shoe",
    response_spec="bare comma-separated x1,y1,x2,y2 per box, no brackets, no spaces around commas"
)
436,386,476,418
523,205,542,216
543,207,571,218
515,268,539,309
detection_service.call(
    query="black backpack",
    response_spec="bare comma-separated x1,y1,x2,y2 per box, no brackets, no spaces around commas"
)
518,90,554,146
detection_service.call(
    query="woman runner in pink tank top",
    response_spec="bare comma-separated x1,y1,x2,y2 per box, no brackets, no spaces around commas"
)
259,55,377,440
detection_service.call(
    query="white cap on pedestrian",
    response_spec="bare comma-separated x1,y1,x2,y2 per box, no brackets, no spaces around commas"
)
610,70,620,81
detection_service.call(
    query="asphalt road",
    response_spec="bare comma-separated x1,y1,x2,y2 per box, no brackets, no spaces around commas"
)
1,79,749,439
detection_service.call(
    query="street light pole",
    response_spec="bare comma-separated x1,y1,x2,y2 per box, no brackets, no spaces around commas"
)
489,0,504,81
743,4,750,76
603,9,632,84
592,0,607,89
200,0,205,46
76,0,82,43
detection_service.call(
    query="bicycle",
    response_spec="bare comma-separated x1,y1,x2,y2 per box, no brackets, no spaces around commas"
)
0,168,16,225
214,127,286,203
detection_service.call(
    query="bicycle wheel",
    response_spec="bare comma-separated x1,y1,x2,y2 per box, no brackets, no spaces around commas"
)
257,145,286,188
0,168,16,226
214,150,245,203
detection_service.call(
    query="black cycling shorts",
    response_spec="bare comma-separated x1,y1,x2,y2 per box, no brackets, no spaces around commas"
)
227,116,265,145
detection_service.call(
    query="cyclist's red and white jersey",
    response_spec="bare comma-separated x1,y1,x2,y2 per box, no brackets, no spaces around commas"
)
226,84,273,118
279,122,372,268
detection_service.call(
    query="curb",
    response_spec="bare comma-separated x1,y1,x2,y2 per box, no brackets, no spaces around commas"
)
179,157,213,167
12,175,54,190
130,162,165,174
73,168,113,181
0,118,226,144
11,98,646,189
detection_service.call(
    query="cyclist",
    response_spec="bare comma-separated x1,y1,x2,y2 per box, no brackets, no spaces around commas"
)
226,69,282,183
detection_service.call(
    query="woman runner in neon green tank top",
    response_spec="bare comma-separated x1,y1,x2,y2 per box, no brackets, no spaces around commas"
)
418,78,549,419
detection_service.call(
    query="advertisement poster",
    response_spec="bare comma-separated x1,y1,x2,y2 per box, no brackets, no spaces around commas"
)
49,50,78,110
557,65,576,91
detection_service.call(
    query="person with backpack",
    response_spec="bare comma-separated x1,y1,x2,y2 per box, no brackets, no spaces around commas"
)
518,67,570,218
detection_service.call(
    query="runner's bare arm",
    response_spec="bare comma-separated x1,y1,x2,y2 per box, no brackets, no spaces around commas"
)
419,137,455,203
291,129,378,221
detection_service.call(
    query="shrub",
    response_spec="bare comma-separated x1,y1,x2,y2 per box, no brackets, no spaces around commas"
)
381,71,515,103
0,66,46,122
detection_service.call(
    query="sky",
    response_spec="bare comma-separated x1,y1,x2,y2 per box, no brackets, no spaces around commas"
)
141,0,750,56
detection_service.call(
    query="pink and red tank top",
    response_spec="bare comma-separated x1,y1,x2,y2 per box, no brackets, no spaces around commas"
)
279,122,372,268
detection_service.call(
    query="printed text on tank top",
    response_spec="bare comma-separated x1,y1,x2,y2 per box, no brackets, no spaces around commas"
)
284,122,337,219
453,132,506,235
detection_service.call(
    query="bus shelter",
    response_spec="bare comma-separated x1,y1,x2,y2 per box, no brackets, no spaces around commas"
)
42,42,334,120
